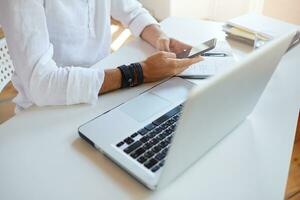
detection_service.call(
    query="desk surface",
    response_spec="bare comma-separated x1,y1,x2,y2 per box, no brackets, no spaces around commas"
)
0,17,300,200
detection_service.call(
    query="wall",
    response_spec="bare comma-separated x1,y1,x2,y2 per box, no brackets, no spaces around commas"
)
141,0,264,21
263,0,300,25
139,0,171,21
169,0,212,20
141,0,300,24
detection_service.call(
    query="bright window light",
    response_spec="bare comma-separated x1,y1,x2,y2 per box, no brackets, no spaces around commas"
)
110,25,119,34
111,29,131,51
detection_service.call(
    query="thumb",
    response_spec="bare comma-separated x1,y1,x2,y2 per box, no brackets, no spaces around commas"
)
161,51,176,59
176,55,204,68
157,38,171,52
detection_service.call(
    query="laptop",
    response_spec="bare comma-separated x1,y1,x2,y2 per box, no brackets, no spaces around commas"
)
78,31,296,190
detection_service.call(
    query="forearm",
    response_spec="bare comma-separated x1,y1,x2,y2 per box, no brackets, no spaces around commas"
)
140,24,167,48
99,68,122,94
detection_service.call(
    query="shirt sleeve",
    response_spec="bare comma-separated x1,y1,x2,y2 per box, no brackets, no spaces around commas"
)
0,0,104,107
110,0,159,37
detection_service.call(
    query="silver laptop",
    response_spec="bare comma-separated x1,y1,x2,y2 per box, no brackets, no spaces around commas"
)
78,31,295,190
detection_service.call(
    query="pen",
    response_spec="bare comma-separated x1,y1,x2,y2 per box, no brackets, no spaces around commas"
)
202,53,228,57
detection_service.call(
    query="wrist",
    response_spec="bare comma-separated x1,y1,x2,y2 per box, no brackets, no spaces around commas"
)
118,63,144,88
99,68,122,94
141,24,168,49
140,61,149,83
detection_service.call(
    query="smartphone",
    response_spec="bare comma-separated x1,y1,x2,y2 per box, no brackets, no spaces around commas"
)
176,38,217,59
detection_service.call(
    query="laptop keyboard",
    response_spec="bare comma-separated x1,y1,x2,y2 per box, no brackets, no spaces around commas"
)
116,104,183,173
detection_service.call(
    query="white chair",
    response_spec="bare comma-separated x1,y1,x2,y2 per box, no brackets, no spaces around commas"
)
0,38,14,92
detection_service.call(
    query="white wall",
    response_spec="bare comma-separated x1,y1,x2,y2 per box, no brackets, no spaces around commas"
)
263,0,300,25
141,0,264,21
141,0,300,24
169,0,212,20
140,0,171,21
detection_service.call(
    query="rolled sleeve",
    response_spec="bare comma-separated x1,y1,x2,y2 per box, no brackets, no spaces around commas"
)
111,0,158,37
66,67,104,105
128,11,158,37
29,45,105,106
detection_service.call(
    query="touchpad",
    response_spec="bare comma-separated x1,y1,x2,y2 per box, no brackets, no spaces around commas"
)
120,92,171,122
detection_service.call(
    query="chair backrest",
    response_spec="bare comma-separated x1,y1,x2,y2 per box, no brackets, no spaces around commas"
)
0,38,14,92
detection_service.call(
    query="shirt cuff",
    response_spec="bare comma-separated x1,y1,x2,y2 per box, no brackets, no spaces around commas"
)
129,11,159,37
66,67,104,105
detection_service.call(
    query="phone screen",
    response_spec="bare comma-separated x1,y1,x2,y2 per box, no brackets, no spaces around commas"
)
176,38,217,59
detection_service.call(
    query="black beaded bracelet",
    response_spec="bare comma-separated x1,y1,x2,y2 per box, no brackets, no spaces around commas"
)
133,63,144,85
128,64,135,87
118,65,132,88
117,63,144,88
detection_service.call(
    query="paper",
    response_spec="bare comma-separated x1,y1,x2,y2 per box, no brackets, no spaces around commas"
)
178,41,236,78
178,57,235,78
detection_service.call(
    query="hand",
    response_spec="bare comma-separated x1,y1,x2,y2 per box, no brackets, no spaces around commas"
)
141,25,191,55
170,38,192,55
156,36,192,55
141,51,203,83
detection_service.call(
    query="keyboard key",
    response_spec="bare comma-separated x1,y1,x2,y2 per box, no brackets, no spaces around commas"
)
153,145,162,153
166,136,173,143
153,116,169,126
153,106,181,126
140,135,150,143
130,132,138,138
155,127,163,132
161,131,169,138
147,131,156,138
157,133,165,141
142,142,152,149
145,123,156,131
162,147,169,154
124,141,142,154
159,160,165,167
138,128,148,136
152,128,161,135
130,147,146,159
155,152,165,161
159,141,168,148
149,138,159,146
144,150,154,159
151,165,160,173
161,123,169,129
137,156,147,164
166,119,173,126
144,158,158,169
124,137,134,145
161,150,167,157
165,128,173,135
116,141,124,147
174,115,180,121
169,118,176,124
170,124,176,131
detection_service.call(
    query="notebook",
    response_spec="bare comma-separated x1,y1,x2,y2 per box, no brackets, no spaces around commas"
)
177,40,236,78
224,14,300,50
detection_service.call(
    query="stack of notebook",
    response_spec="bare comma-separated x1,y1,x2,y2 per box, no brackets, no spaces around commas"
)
223,14,300,50
223,23,270,46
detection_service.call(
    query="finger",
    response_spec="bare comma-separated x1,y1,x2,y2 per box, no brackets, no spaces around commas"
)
160,51,176,59
158,39,170,52
163,39,170,52
172,55,203,69
170,38,192,53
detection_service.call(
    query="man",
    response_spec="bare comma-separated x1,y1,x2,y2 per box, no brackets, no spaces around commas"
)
0,0,202,112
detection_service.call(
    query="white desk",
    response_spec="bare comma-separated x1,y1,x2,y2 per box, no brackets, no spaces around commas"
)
0,17,300,200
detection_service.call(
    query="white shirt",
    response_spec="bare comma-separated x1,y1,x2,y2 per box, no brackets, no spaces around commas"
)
0,0,157,111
